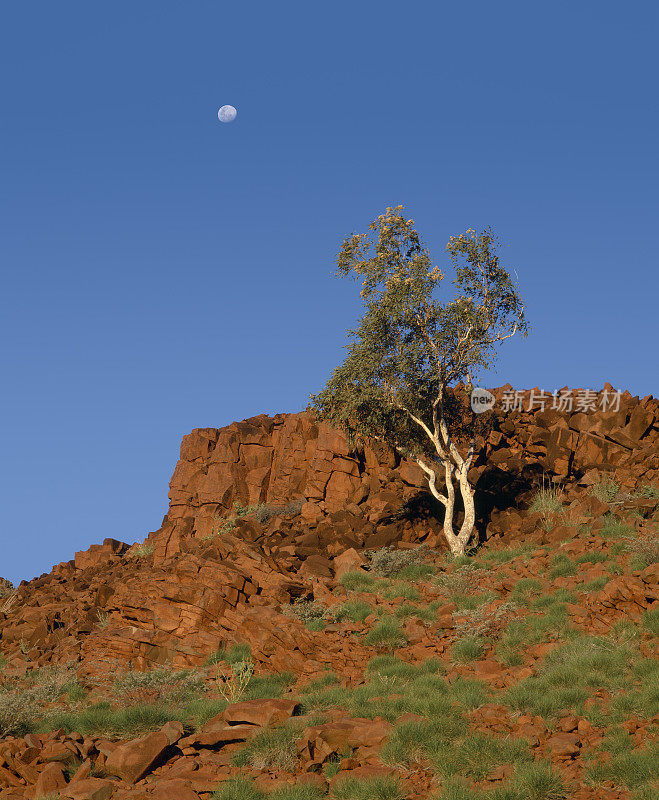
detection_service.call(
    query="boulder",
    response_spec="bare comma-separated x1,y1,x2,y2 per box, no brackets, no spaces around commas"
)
333,548,366,581
33,763,67,797
104,730,171,784
223,698,299,727
60,779,116,800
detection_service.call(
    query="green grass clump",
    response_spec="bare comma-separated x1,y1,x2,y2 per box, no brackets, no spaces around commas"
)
44,701,187,737
298,672,350,713
367,545,433,579
433,731,531,781
385,720,532,784
574,551,608,565
393,602,436,623
451,636,488,663
585,743,659,794
233,723,298,770
381,581,421,601
206,642,252,666
331,599,373,624
331,776,406,800
431,760,568,800
481,544,534,565
548,554,576,579
242,671,294,700
580,576,609,593
636,483,659,499
506,761,568,800
609,657,659,720
449,677,490,709
449,553,485,569
383,716,464,766
642,607,659,637
530,588,576,608
591,479,619,503
301,658,486,722
530,487,563,515
282,597,329,629
341,570,378,592
212,778,264,800
599,515,634,539
496,595,573,666
504,633,638,719
113,667,204,704
510,578,543,603
364,616,408,649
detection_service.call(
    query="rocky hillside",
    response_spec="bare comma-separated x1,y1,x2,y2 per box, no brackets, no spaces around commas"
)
0,385,657,800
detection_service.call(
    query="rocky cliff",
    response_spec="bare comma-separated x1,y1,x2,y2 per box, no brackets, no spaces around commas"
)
1,386,656,677
0,386,657,800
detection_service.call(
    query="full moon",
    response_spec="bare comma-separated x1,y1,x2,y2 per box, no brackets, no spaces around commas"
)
218,105,237,123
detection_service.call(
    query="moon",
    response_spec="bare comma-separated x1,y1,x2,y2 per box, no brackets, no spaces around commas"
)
218,105,237,123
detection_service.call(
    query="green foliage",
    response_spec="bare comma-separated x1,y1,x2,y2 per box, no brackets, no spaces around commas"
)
504,633,638,718
242,671,294,701
364,616,408,649
431,762,568,800
574,551,608,565
510,578,543,603
309,209,528,550
642,607,659,637
636,483,659,499
211,778,265,800
548,554,576,579
331,776,407,800
0,685,42,736
113,667,204,705
393,602,436,623
599,514,634,539
381,580,421,601
384,717,531,783
367,544,432,578
332,599,374,624
448,677,490,708
434,732,532,781
340,570,378,592
44,700,186,737
127,542,154,558
451,636,488,662
282,597,330,628
585,743,659,791
0,577,14,598
591,479,619,503
580,576,609,593
529,487,563,515
300,657,487,723
506,761,568,800
206,642,252,666
233,723,298,770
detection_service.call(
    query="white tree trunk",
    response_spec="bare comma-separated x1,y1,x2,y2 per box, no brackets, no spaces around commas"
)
430,460,475,557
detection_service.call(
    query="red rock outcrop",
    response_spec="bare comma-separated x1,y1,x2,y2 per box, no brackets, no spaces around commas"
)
0,386,656,677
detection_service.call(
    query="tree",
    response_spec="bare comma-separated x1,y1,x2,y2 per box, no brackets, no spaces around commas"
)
310,206,529,556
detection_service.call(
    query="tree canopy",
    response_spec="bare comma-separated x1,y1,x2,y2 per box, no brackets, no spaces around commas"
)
311,206,529,555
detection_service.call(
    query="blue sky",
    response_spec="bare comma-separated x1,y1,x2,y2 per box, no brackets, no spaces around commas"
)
1,2,657,584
